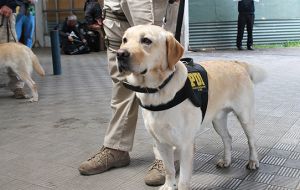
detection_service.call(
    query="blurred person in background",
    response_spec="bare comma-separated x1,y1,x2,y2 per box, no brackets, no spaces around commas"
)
236,0,256,50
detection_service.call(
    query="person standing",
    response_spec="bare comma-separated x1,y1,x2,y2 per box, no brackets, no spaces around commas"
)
0,0,27,99
78,0,179,186
15,0,37,48
84,0,105,51
236,0,255,50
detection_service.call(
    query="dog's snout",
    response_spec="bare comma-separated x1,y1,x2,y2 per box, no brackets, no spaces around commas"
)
117,49,130,72
117,49,130,60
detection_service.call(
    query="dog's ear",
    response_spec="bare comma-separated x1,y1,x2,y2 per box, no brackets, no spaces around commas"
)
166,32,184,70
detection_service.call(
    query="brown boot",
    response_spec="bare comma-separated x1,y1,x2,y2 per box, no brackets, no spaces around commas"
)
144,159,180,186
78,146,130,175
13,88,27,99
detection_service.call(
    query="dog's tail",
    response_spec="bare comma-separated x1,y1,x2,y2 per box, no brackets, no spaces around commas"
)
237,61,267,84
30,51,45,77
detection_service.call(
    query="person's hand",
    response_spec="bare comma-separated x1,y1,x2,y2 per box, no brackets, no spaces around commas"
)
68,35,74,42
89,24,101,30
96,19,103,26
82,39,87,44
0,5,13,17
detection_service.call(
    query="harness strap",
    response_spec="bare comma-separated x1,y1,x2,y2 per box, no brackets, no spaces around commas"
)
140,79,191,111
6,19,10,42
123,72,175,93
175,0,185,42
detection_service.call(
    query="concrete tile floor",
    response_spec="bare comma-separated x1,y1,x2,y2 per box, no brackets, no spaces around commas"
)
0,47,300,190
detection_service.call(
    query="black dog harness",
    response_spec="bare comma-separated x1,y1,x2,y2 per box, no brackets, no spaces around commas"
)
122,58,209,121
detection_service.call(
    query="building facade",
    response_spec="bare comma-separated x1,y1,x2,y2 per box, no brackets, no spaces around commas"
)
35,0,300,50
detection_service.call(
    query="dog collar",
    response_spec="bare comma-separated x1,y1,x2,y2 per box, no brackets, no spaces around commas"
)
122,72,175,93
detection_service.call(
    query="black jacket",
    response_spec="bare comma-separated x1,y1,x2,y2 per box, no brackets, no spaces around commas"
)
0,0,19,12
84,0,102,25
238,0,255,14
60,20,84,41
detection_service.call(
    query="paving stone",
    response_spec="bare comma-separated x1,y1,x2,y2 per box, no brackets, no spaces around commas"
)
266,184,294,190
261,155,287,166
245,171,275,184
270,175,300,189
236,180,268,190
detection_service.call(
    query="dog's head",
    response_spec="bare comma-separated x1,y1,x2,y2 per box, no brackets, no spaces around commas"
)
116,25,184,77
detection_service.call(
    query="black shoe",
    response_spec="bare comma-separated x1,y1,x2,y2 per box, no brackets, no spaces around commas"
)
237,46,244,50
247,46,254,50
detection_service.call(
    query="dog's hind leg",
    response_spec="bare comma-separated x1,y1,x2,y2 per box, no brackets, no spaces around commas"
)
17,72,38,102
178,143,194,190
212,111,232,168
156,142,177,190
234,104,259,170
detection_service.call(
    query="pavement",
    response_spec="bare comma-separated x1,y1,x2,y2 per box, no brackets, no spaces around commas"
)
1,47,300,190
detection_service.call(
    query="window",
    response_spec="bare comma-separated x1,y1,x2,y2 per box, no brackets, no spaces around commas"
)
42,0,85,34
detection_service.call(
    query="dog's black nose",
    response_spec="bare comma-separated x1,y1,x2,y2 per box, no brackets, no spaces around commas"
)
117,49,130,60
117,49,130,72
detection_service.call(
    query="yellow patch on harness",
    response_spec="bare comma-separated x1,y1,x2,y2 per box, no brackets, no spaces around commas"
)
188,72,206,91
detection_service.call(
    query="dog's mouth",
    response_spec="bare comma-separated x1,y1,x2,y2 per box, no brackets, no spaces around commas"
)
140,69,147,75
118,61,148,75
118,61,130,73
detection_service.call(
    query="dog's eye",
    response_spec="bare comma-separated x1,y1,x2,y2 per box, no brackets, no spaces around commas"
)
123,37,127,44
141,37,152,45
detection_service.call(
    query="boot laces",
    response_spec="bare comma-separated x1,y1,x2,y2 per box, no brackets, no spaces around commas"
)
149,159,165,173
88,147,113,168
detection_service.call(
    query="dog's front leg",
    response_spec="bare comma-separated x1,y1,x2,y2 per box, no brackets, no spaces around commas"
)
156,142,177,190
178,144,194,190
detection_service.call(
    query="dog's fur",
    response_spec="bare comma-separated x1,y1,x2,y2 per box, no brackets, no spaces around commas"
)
116,25,266,190
0,42,45,102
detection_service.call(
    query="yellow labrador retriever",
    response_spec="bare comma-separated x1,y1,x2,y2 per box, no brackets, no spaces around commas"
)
0,43,45,102
116,25,266,190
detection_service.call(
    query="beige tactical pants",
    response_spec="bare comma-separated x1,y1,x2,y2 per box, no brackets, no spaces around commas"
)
0,14,24,91
103,0,178,152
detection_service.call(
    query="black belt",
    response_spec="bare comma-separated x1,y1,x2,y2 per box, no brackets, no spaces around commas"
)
103,10,128,22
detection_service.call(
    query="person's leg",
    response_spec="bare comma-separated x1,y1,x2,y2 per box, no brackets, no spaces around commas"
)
23,14,35,48
236,13,246,49
7,68,27,99
78,6,138,175
103,51,139,151
15,14,24,42
246,14,255,50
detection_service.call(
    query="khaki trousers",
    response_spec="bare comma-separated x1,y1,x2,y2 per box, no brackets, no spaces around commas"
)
103,0,178,152
0,14,24,91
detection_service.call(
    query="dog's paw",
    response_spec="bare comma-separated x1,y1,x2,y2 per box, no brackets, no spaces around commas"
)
246,160,259,170
216,159,231,168
159,184,177,190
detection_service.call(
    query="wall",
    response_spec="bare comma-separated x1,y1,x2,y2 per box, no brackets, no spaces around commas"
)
188,0,300,50
189,0,300,23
